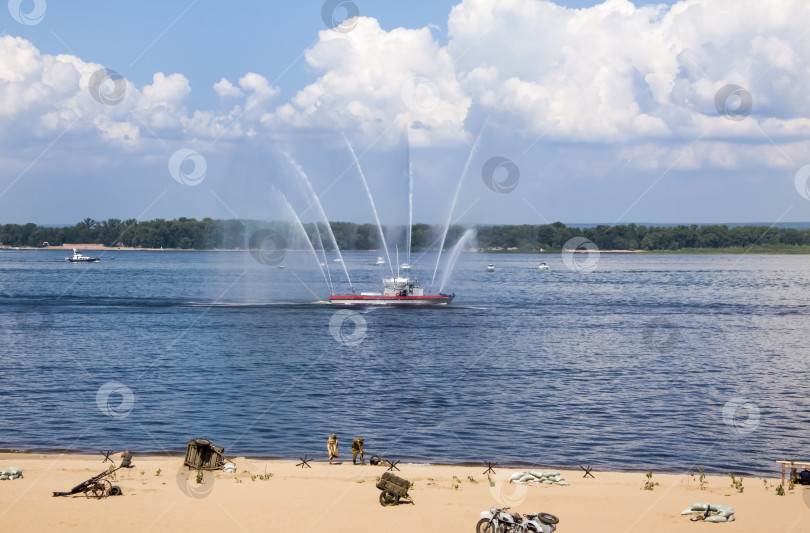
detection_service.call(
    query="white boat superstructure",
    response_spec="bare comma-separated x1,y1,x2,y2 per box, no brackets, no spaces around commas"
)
486,264,495,272
538,262,549,270
375,256,385,265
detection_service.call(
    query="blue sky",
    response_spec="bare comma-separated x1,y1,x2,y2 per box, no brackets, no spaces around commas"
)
1,0,808,227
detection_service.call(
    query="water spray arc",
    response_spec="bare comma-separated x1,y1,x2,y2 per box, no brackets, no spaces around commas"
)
279,192,331,292
342,133,394,277
406,135,413,270
431,125,486,288
438,228,476,294
311,222,333,292
281,151,352,292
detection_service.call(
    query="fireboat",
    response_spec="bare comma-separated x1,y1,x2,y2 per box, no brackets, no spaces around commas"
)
330,276,454,306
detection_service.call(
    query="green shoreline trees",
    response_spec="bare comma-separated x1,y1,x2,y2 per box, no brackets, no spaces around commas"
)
2,219,810,253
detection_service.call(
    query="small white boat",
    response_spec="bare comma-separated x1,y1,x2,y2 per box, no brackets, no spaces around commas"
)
400,263,411,270
333,258,342,262
538,262,549,270
487,264,495,272
375,256,385,265
65,249,99,263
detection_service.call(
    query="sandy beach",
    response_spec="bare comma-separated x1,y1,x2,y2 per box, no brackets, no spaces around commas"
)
0,453,807,532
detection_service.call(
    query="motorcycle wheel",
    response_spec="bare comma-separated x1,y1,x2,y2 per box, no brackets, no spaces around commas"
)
538,513,559,525
476,518,495,533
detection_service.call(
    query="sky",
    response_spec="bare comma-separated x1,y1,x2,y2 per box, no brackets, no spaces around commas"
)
1,0,809,227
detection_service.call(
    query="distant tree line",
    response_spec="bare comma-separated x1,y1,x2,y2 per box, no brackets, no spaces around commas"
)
475,222,810,251
1,218,809,252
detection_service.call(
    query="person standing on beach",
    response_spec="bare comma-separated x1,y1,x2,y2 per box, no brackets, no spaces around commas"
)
352,437,364,465
328,434,339,464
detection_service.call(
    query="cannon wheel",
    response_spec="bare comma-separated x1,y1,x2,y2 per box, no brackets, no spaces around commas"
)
86,479,112,499
379,490,399,506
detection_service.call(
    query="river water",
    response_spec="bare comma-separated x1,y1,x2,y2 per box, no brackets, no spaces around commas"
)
1,249,807,475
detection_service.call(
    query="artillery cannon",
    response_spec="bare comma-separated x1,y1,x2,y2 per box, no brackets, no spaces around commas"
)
53,466,123,499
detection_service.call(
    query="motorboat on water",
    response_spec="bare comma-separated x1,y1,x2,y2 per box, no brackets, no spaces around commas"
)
486,264,495,272
400,263,411,270
375,256,385,265
538,262,549,270
330,276,454,306
65,249,99,263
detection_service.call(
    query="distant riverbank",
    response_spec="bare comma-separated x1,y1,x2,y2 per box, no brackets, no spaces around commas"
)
5,244,810,254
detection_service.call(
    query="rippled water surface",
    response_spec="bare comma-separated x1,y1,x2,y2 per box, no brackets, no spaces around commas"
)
1,249,808,475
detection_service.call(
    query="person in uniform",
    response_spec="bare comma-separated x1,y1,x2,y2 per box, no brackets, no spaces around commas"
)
120,450,133,468
352,437,364,465
328,434,339,465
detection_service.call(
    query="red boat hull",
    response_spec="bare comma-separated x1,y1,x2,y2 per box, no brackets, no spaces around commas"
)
329,294,454,306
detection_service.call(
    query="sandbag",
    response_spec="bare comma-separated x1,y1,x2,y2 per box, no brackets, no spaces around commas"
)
509,472,524,481
705,516,728,523
222,462,236,473
530,470,545,478
1,467,22,479
690,502,709,511
555,480,569,486
519,473,535,482
543,470,560,477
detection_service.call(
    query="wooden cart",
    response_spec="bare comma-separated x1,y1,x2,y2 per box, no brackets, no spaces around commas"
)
376,471,413,506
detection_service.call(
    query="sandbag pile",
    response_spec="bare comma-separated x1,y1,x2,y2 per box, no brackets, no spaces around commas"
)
509,470,569,486
681,502,735,522
0,467,23,480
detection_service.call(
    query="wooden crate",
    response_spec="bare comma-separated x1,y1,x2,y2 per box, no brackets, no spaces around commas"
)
376,472,410,496
183,438,226,470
